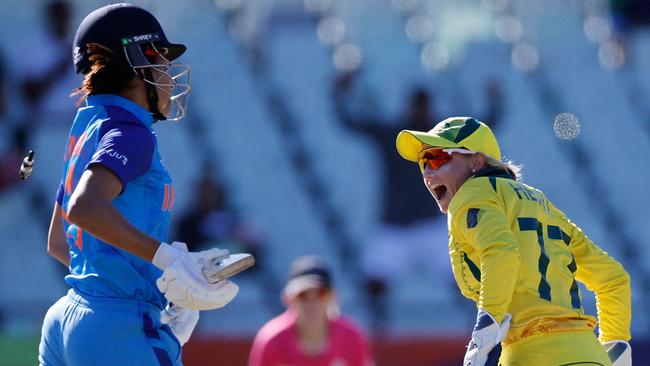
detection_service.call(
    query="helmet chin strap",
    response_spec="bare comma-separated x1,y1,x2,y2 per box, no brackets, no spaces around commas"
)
139,68,167,121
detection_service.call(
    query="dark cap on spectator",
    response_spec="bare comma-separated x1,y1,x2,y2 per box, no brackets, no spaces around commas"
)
284,256,331,297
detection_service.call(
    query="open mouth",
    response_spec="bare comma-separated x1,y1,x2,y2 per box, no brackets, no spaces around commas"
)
431,184,448,201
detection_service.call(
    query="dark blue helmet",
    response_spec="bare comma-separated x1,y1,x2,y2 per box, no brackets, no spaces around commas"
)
73,3,186,74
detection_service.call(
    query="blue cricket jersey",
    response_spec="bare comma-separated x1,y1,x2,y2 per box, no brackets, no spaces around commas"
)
55,94,175,309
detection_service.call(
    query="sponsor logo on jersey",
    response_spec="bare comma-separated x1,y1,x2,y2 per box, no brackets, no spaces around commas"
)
107,149,128,166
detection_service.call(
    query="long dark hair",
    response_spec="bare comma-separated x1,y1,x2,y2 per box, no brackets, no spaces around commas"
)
71,43,136,105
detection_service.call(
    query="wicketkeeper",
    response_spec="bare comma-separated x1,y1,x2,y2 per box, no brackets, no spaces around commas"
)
396,117,632,365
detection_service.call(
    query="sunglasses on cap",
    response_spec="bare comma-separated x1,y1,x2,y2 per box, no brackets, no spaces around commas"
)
417,147,474,173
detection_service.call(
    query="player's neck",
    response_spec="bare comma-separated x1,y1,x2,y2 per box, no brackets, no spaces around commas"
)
296,317,329,355
118,80,150,112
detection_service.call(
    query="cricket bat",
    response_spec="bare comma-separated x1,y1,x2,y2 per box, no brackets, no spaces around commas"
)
202,253,255,284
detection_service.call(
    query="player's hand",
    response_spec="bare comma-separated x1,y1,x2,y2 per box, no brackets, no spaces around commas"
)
153,242,239,310
602,340,632,366
463,309,511,366
160,303,199,346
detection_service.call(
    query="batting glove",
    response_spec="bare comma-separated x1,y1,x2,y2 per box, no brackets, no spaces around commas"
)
463,309,512,366
602,340,632,366
160,303,199,346
153,242,239,310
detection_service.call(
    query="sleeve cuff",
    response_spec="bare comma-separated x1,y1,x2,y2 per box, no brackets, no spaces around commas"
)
153,242,185,269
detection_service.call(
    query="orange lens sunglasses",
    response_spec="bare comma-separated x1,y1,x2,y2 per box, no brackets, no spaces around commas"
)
417,148,452,173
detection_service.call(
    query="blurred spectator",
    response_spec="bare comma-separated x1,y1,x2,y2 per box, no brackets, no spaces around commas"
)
610,0,650,32
334,71,439,225
609,0,650,63
175,163,263,270
333,71,450,330
480,79,505,133
18,0,78,129
249,256,373,366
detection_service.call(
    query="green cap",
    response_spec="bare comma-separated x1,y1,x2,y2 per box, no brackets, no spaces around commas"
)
396,116,501,161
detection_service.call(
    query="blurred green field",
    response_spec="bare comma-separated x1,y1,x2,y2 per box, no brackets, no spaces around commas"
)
0,334,39,366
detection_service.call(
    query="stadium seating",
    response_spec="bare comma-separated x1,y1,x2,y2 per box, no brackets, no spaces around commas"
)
0,0,648,343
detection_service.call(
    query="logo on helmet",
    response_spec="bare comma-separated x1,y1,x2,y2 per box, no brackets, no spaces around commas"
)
122,33,161,45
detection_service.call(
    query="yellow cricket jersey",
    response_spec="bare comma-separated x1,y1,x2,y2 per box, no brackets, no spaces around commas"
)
447,167,631,345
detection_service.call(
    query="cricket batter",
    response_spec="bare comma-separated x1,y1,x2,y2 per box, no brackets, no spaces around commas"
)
396,117,632,365
39,4,239,365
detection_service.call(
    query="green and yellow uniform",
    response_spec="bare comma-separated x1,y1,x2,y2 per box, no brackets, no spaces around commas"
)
448,167,631,365
397,116,632,365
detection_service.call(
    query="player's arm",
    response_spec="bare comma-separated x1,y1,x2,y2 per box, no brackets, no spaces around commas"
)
69,122,241,311
449,235,481,301
47,202,69,267
450,184,518,366
452,186,520,322
67,121,160,261
248,331,280,366
331,71,385,136
550,203,631,342
67,164,160,261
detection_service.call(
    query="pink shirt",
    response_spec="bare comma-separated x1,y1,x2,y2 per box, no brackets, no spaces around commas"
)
249,310,373,366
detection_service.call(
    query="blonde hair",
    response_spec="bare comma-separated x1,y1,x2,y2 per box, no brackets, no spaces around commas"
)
483,155,523,181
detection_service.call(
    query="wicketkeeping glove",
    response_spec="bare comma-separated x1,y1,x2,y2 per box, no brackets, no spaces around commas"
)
153,242,239,310
602,340,632,366
463,309,512,366
160,303,199,346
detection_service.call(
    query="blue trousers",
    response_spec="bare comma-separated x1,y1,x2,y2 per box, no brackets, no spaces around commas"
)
39,289,181,366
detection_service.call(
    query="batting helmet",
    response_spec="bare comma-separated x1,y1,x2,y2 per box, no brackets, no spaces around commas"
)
73,3,185,74
72,3,191,121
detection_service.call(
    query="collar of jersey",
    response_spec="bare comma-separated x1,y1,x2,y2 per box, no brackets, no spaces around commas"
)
448,166,514,215
473,166,514,180
86,94,154,129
